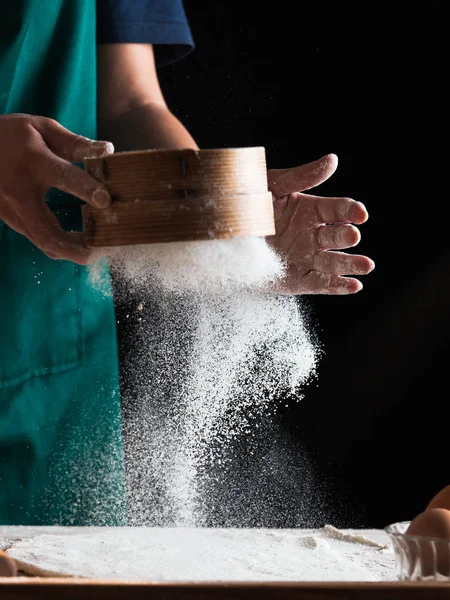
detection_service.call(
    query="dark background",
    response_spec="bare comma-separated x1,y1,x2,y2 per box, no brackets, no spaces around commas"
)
117,2,449,528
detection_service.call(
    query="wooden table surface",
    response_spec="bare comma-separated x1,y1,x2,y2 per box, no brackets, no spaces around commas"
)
0,579,449,599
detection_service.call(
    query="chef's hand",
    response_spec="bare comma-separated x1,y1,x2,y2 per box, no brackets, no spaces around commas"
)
267,154,375,294
0,113,114,263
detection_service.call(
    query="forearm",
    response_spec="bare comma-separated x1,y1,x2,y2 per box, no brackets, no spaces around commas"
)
96,43,198,153
98,102,198,152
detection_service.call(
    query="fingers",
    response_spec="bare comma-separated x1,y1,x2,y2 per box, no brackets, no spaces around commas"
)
312,250,375,276
317,224,360,250
35,147,111,208
32,117,114,162
268,154,338,197
300,272,364,295
0,207,30,238
275,270,364,295
2,199,91,263
26,203,92,264
315,195,368,225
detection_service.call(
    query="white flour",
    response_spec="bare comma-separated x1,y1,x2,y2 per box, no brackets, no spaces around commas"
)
110,237,284,292
90,236,320,526
322,525,389,549
3,526,396,581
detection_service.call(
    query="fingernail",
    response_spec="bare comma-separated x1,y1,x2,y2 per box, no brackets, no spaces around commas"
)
92,188,111,209
86,141,114,158
346,201,368,222
99,141,115,155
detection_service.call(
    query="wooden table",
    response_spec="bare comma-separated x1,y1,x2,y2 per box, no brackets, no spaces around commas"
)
0,579,449,599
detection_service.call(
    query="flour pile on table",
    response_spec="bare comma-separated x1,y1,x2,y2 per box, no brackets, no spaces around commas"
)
90,237,320,526
3,526,396,581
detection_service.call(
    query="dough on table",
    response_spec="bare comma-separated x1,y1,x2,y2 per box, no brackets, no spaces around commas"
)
2,527,396,581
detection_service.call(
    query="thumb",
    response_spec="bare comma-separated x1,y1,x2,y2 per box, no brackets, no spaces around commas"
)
268,153,338,197
32,117,114,162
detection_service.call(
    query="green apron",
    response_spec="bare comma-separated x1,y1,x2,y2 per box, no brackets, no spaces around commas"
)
0,1,126,525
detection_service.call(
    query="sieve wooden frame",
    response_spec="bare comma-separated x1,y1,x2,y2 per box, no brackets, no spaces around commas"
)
82,147,275,247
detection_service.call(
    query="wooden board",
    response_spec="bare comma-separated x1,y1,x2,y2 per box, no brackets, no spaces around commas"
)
1,580,450,599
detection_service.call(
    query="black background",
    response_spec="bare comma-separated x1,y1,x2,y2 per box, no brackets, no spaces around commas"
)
118,2,449,529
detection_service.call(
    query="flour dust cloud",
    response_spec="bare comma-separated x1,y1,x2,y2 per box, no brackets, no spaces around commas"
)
90,236,321,526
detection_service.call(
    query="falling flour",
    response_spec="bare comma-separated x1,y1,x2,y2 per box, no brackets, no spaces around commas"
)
89,236,321,526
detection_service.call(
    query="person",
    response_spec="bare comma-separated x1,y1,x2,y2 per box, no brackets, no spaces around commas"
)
0,0,374,526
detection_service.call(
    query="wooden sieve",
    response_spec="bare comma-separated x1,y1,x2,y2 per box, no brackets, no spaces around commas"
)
82,147,275,247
